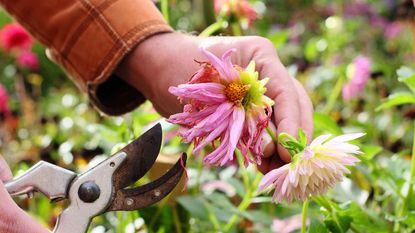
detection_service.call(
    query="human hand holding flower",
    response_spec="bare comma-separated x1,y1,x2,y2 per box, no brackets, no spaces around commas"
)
117,33,314,173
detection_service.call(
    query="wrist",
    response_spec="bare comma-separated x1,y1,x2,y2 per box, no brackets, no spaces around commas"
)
116,32,200,101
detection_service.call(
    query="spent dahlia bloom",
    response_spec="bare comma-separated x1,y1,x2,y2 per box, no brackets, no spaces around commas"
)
16,51,39,70
342,55,371,101
168,48,274,167
0,23,33,51
214,0,257,26
258,133,364,203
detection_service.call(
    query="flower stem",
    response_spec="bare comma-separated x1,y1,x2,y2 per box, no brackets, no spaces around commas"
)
160,0,170,24
200,20,225,37
231,22,242,36
395,121,415,231
323,76,345,114
266,126,278,144
301,199,309,233
223,172,262,232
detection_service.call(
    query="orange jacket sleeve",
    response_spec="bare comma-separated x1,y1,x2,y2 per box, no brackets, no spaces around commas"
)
0,0,173,115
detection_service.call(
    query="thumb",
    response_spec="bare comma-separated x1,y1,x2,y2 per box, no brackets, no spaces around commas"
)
0,156,12,182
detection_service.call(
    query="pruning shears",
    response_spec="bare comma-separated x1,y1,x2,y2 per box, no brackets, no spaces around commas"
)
5,123,186,233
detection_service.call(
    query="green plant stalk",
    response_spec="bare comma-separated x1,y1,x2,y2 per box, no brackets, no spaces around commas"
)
231,22,242,36
313,196,344,233
266,126,278,144
395,121,415,231
160,0,169,24
223,173,262,232
172,204,183,233
301,199,309,233
323,76,345,114
200,20,224,37
203,202,222,231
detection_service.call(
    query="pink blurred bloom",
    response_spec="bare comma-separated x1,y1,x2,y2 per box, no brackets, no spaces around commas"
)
342,55,371,101
168,48,274,167
16,51,39,70
0,85,10,117
258,133,364,203
272,214,308,233
0,23,33,51
214,0,257,26
202,180,236,197
384,22,402,40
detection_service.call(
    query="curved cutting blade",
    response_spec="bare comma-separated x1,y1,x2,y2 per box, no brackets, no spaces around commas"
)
112,123,162,190
108,153,187,211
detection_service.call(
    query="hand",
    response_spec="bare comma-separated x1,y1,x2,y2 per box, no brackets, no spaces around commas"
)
117,33,313,173
0,156,49,233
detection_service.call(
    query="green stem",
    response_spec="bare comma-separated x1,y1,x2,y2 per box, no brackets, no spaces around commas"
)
301,199,309,233
199,20,224,37
231,22,242,36
160,0,169,24
313,196,344,233
323,76,345,114
223,173,262,232
395,121,415,231
172,204,183,233
266,127,278,144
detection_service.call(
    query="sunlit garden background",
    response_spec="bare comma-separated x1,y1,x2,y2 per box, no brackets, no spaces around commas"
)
0,0,414,232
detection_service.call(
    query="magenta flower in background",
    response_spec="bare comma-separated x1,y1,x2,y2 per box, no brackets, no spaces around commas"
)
258,133,364,203
16,51,39,70
0,85,10,117
271,214,308,233
168,48,274,167
214,0,257,26
0,23,33,51
384,22,402,40
342,55,371,101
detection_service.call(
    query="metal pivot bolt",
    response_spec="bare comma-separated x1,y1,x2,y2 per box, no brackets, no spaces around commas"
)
78,181,101,203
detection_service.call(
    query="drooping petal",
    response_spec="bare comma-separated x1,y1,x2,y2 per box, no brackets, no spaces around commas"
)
201,48,239,83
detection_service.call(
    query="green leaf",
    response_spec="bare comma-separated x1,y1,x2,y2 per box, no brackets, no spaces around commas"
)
399,75,415,94
360,145,383,161
313,112,342,135
309,219,329,233
177,196,209,220
268,30,289,49
376,92,415,111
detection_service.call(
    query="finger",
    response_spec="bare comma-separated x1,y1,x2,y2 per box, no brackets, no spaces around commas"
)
0,156,12,182
292,79,314,143
258,58,301,163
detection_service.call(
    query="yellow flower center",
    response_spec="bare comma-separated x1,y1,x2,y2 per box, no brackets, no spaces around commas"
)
225,82,249,104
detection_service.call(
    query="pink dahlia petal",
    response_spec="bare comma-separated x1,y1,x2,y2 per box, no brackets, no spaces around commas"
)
168,83,226,103
201,48,239,83
222,107,245,166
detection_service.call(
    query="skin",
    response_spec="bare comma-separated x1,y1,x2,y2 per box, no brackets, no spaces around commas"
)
0,156,50,233
1,33,313,232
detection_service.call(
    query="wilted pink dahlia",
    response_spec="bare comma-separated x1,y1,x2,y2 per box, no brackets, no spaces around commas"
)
168,48,274,167
0,23,33,51
258,133,364,203
342,55,371,101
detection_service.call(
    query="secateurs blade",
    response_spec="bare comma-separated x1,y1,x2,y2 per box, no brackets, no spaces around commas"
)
5,123,187,233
